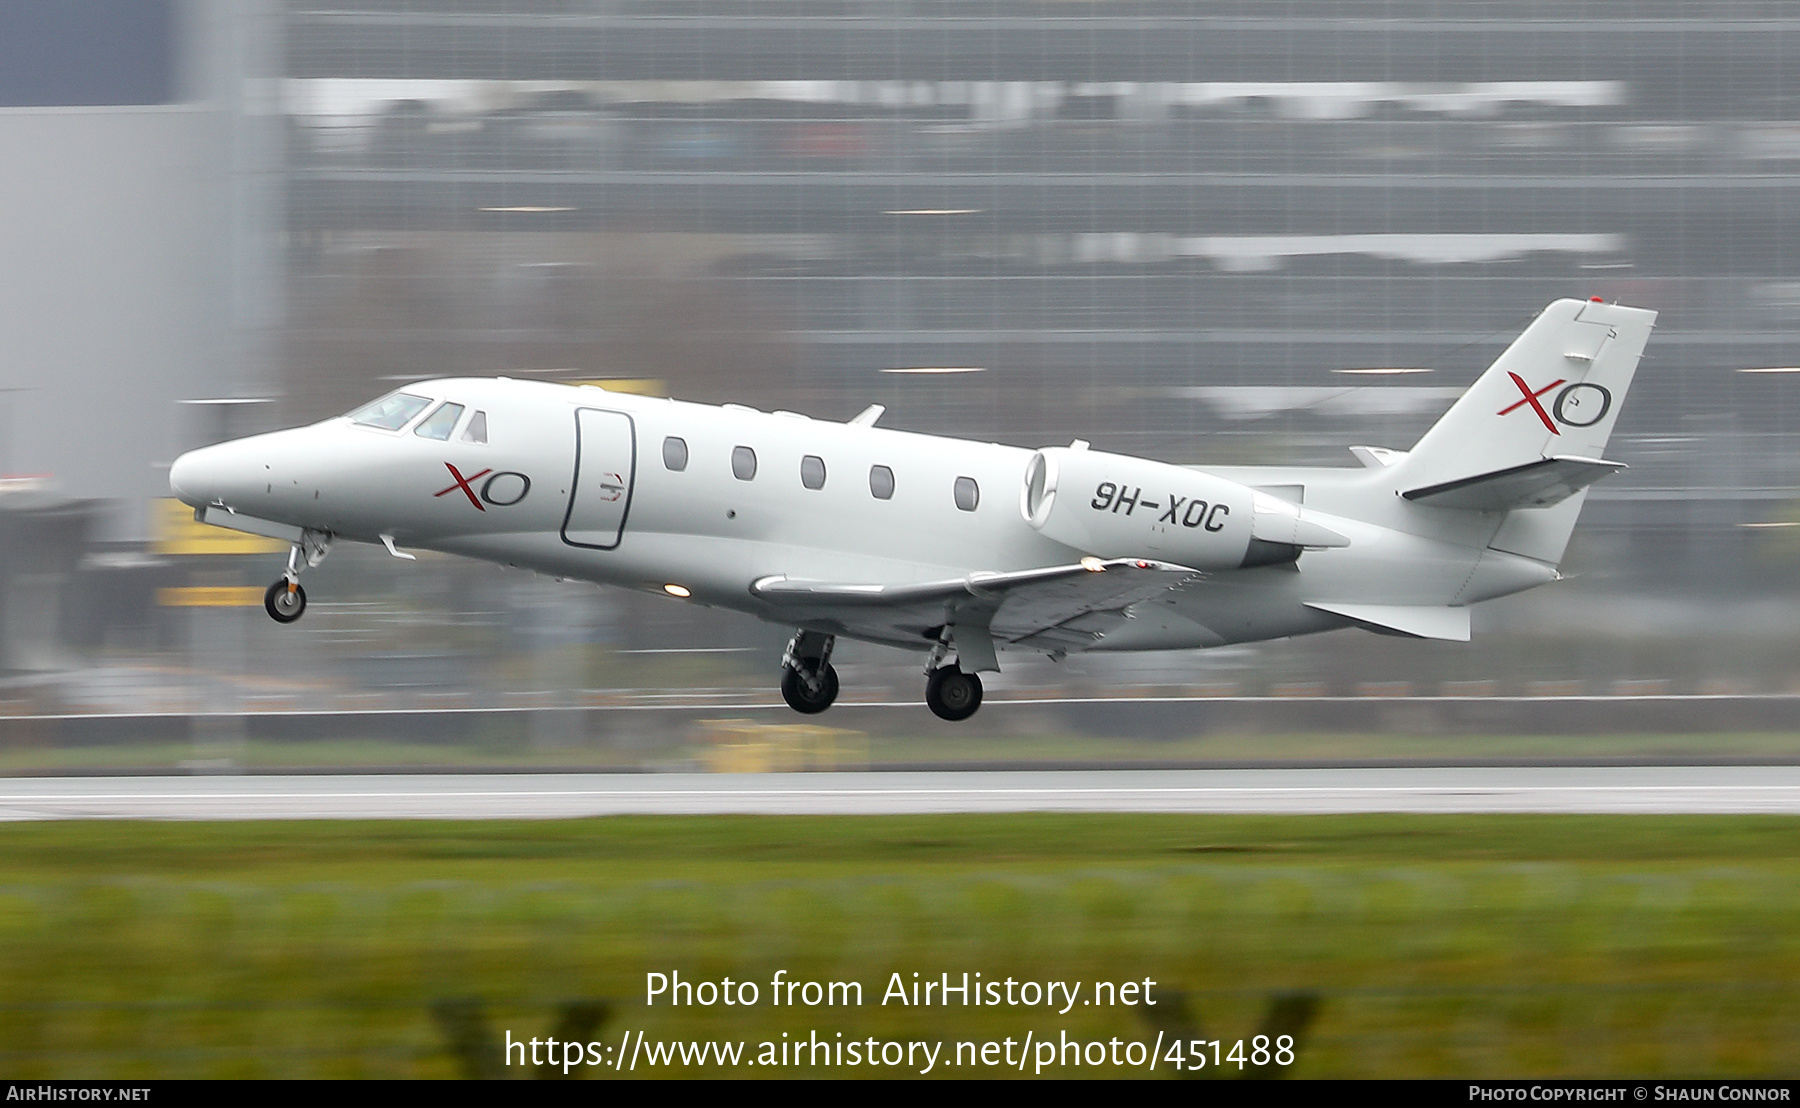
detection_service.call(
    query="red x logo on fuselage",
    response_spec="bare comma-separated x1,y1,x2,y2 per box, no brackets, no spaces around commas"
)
435,462,492,510
1498,372,1565,435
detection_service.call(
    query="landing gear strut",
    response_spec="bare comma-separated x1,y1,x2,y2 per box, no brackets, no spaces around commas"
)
780,630,838,714
264,531,331,625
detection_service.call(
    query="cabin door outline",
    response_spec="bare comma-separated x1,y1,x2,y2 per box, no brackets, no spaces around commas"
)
561,408,637,550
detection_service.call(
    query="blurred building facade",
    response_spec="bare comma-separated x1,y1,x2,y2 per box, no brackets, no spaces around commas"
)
274,1,1800,585
0,1,285,540
273,3,1792,518
6,0,1800,698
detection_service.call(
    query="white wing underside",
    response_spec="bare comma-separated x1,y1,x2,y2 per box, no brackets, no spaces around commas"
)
751,558,1198,652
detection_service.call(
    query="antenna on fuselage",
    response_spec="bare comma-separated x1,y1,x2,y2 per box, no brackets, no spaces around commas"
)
848,404,885,427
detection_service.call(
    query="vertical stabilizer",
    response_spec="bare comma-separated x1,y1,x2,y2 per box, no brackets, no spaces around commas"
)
1397,299,1656,567
1398,299,1656,491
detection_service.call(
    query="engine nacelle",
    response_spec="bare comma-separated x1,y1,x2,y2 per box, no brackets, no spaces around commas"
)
1021,447,1350,571
1020,447,1256,569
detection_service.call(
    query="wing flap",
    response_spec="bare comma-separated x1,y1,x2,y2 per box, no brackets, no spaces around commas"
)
1401,454,1626,511
988,561,1199,646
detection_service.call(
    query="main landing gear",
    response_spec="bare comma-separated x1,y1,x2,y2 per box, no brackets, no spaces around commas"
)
780,630,839,714
264,531,331,624
925,665,982,722
774,629,983,722
922,633,983,722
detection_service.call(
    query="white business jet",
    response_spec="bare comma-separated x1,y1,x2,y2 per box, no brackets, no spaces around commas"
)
169,298,1653,721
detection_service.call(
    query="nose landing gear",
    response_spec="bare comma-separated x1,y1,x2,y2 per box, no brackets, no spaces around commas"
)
780,630,839,714
263,530,331,625
264,579,306,623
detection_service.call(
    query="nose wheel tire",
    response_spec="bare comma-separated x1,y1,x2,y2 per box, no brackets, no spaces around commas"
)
264,580,307,624
925,666,982,722
781,662,839,714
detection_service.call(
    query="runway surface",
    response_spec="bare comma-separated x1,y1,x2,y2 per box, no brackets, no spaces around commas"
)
2,767,1800,820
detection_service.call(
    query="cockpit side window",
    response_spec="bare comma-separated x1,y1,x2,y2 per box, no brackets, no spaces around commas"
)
349,392,432,431
414,402,465,441
460,410,489,444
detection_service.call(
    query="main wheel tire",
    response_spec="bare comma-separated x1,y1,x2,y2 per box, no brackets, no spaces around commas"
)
925,666,983,721
780,661,839,714
264,579,307,624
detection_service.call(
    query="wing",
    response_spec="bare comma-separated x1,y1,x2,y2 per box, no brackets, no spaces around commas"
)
751,558,1199,654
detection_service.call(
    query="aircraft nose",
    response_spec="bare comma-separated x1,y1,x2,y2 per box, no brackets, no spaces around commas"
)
169,443,239,508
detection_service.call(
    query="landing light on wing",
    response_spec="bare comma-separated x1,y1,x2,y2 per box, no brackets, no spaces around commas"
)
664,584,692,598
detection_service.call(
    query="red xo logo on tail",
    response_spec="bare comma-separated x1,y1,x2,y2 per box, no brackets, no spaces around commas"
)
1499,375,1612,434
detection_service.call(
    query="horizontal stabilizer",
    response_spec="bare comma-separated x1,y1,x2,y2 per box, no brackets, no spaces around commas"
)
1304,602,1471,642
1401,455,1626,511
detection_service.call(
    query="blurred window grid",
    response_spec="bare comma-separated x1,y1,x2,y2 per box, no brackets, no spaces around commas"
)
229,12,1800,589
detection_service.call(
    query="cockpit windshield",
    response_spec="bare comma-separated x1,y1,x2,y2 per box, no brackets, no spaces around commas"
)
414,402,465,441
348,392,432,430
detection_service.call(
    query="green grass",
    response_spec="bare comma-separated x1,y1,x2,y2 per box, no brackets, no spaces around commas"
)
0,815,1797,1078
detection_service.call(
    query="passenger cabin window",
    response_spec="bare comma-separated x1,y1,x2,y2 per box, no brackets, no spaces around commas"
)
732,445,757,480
349,392,431,431
662,436,688,471
869,465,895,500
800,455,826,490
460,410,488,444
414,402,465,441
954,476,980,512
